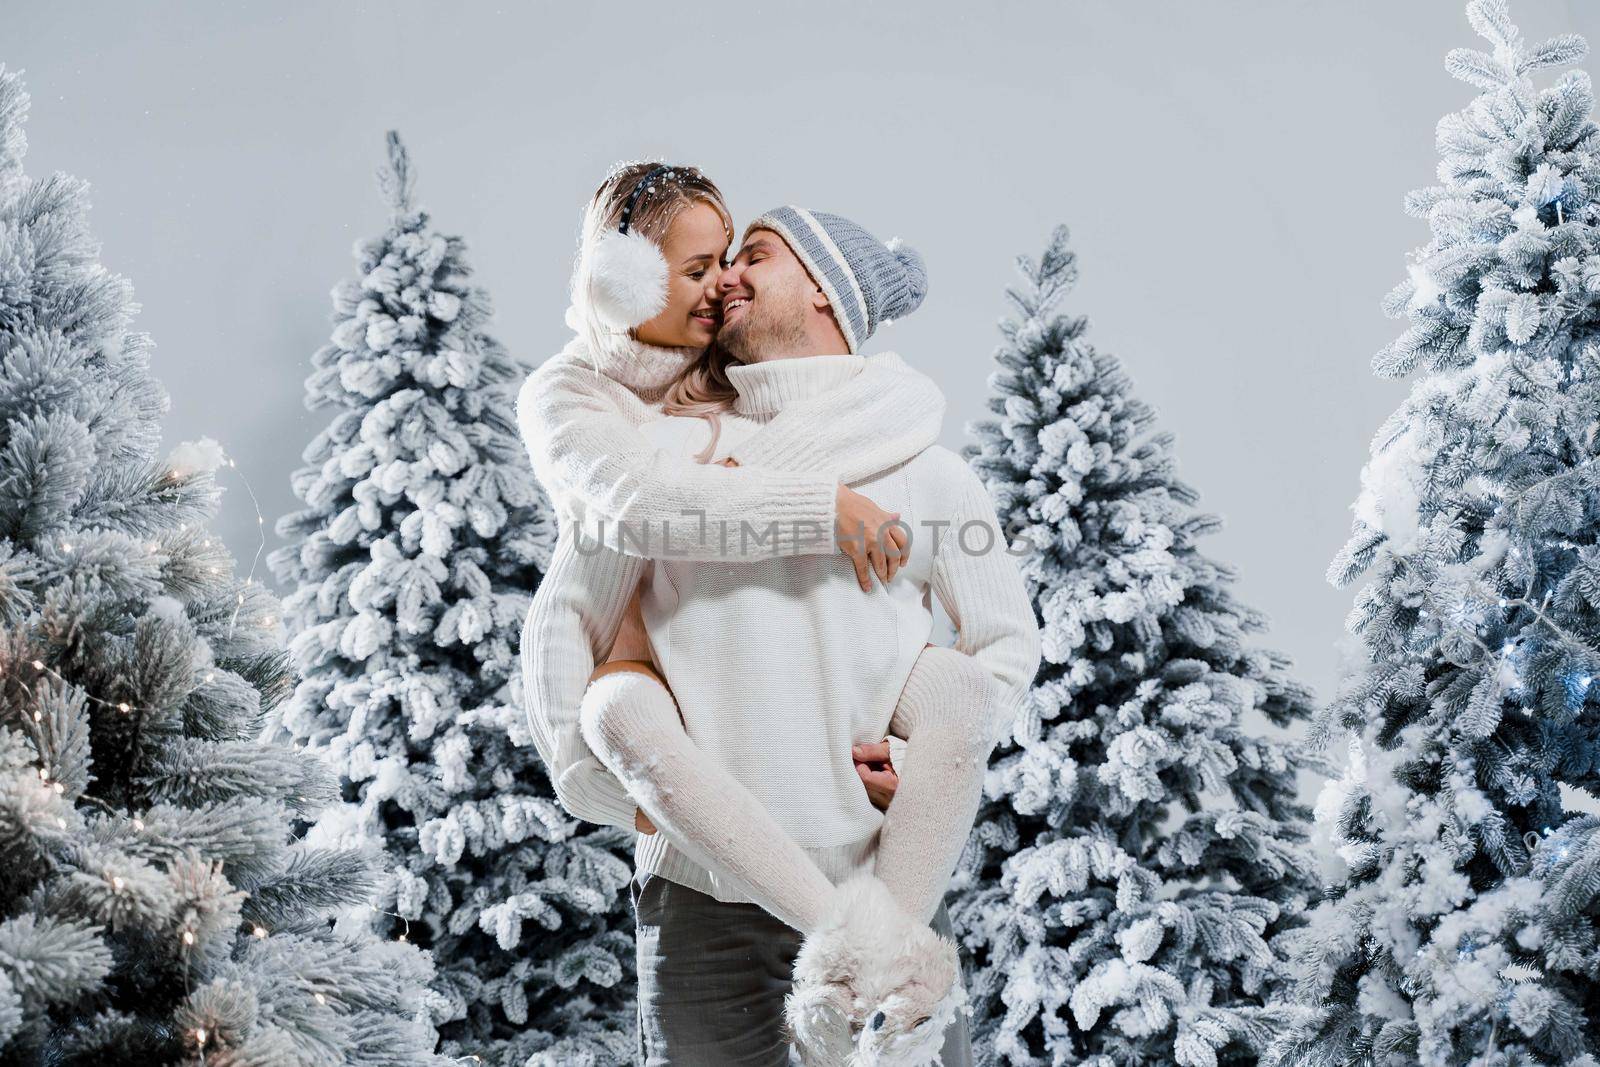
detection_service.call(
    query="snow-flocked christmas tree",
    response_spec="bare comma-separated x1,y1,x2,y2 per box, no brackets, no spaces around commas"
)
952,225,1322,1067
1274,3,1600,1064
268,132,637,1066
0,66,443,1065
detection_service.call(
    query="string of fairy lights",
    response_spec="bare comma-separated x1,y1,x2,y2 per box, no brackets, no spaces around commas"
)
1365,499,1595,1064
1409,534,1594,832
6,448,489,1063
1400,177,1599,1067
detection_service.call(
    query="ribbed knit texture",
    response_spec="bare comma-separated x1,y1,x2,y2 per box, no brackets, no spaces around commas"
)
578,669,836,933
628,356,1041,907
722,350,941,481
514,329,946,559
744,206,927,353
521,532,646,830
516,332,945,831
519,349,1040,916
575,317,699,392
876,645,1004,926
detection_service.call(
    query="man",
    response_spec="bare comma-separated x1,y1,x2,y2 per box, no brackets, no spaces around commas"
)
526,207,1040,1066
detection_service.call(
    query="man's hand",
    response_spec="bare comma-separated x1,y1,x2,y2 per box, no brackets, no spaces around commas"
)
635,807,657,835
852,739,900,811
836,484,910,592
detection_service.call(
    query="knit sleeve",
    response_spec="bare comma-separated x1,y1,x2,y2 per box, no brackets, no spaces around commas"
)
517,357,839,561
928,461,1044,743
520,527,649,830
727,352,947,483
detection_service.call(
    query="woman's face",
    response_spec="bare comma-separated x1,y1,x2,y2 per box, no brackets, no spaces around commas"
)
633,200,730,350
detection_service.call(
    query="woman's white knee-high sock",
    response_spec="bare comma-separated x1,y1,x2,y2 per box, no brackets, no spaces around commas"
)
579,669,835,933
874,645,1001,926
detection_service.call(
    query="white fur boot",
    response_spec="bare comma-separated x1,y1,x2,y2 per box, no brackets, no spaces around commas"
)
784,873,964,1067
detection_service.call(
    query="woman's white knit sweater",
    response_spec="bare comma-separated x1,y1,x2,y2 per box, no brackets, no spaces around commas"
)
515,327,947,559
521,350,1043,903
515,327,946,830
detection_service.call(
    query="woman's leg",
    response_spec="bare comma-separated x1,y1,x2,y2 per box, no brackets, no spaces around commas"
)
870,644,1001,926
580,589,836,934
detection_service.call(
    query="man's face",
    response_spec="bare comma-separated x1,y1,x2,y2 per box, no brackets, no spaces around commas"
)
715,229,814,363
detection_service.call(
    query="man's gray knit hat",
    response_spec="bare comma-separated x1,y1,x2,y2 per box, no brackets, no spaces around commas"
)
743,206,927,354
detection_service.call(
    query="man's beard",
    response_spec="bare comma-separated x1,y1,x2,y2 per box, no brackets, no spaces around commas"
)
717,289,810,363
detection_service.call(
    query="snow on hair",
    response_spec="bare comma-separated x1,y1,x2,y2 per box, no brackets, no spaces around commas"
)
571,161,732,326
572,162,741,432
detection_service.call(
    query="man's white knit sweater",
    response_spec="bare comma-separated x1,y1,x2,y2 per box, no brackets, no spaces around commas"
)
522,351,1042,904
516,330,947,559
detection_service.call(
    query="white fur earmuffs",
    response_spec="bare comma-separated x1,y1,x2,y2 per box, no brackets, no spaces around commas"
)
585,227,668,330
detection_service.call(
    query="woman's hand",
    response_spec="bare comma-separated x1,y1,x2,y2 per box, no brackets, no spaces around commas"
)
835,484,910,592
635,807,658,835
852,739,900,811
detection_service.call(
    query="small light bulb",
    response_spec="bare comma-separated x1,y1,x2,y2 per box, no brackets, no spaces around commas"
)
112,876,124,890
118,702,130,713
31,660,44,670
133,818,145,830
182,930,195,946
314,992,327,1005
53,782,64,794
253,925,267,938
195,1028,207,1046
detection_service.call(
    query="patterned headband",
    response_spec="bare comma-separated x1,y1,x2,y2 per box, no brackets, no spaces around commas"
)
617,165,674,235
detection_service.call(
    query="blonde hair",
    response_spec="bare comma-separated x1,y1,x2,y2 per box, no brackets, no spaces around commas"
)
573,161,743,460
592,163,745,454
569,160,733,378
661,342,740,416
578,160,732,256
660,342,743,461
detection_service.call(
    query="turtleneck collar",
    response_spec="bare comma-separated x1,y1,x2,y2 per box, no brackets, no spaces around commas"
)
727,354,865,416
566,304,701,394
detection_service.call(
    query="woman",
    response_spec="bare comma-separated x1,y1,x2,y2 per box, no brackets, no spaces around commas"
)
518,162,1001,1064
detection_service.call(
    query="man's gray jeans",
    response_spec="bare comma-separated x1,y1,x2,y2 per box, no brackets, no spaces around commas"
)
631,870,974,1066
